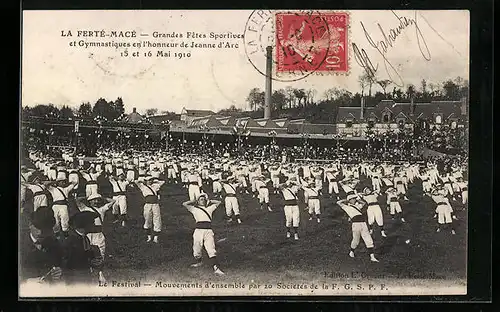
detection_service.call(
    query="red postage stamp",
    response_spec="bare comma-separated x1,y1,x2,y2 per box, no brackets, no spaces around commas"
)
275,11,349,74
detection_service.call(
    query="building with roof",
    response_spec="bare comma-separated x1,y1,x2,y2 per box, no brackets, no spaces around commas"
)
148,113,181,125
336,97,468,137
182,114,337,139
189,115,224,128
215,116,237,128
180,108,216,125
122,107,147,124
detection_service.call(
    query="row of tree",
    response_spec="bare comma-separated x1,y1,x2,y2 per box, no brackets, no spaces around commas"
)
22,76,468,124
358,74,469,102
246,87,319,112
22,97,126,121
246,76,469,112
241,76,468,123
22,97,185,122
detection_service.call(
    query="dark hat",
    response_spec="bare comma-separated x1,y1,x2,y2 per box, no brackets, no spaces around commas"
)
69,211,98,229
30,207,56,230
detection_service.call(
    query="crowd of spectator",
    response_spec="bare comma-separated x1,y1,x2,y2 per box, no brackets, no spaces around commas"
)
21,119,467,163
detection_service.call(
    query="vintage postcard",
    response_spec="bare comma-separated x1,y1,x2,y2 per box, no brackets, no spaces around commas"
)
20,10,469,297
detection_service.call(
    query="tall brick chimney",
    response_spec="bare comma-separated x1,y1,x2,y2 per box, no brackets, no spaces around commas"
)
360,96,364,120
132,107,137,113
264,46,272,120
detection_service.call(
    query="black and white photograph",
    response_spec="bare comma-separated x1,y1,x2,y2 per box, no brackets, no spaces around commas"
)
19,10,469,297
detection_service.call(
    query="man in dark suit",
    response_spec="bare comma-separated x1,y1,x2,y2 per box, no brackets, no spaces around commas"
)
19,206,63,284
62,211,104,285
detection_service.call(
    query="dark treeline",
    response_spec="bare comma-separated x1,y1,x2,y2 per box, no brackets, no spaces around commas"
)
237,76,469,123
22,97,127,122
22,76,468,125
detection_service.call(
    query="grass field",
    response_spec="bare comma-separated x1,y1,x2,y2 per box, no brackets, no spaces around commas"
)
20,175,467,295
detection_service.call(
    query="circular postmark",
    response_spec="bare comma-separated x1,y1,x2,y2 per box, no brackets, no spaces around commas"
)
243,10,331,82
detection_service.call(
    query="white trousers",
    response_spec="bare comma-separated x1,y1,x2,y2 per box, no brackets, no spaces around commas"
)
213,181,222,194
250,180,257,193
157,163,165,172
225,196,240,216
143,203,162,232
193,229,216,258
389,201,402,214
112,195,127,215
436,205,453,224
167,168,177,179
237,176,247,188
351,222,374,249
367,205,383,226
52,204,69,233
284,205,300,227
308,199,321,215
33,195,48,211
372,179,382,192
258,188,269,204
396,183,406,195
272,177,280,188
422,181,431,192
188,185,201,201
444,183,454,196
87,232,106,257
328,181,339,194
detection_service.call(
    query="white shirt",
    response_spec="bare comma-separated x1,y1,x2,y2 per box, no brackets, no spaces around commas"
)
49,185,74,202
362,194,379,205
303,186,321,199
185,203,218,223
187,173,202,186
338,202,363,219
110,179,129,194
386,190,398,203
26,183,46,196
138,182,163,197
281,185,300,201
269,168,280,178
81,172,99,182
209,173,222,181
222,182,239,195
255,179,270,189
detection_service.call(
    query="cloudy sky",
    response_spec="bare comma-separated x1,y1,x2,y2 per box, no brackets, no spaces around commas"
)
22,10,469,114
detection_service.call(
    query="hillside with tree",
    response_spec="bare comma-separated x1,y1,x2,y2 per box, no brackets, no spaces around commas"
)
22,76,468,124
232,76,468,123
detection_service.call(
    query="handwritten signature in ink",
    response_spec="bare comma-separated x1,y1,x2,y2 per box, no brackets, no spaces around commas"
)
353,10,431,87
